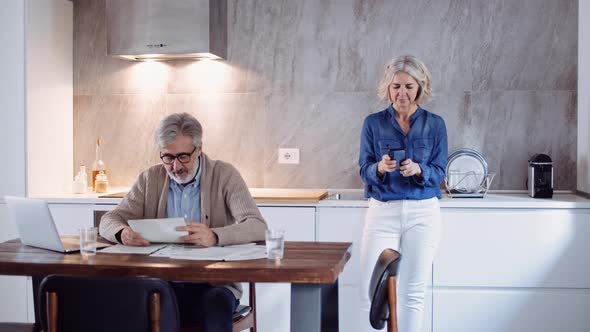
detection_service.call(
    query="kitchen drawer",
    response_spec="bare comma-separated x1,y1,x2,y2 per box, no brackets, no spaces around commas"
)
435,208,590,288
93,204,117,228
433,287,590,332
258,206,315,241
316,207,367,285
337,284,432,332
255,283,291,332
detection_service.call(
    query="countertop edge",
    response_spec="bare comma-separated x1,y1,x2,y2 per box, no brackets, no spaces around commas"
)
20,192,590,209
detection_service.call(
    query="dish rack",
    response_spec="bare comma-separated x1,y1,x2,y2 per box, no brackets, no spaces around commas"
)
445,172,495,198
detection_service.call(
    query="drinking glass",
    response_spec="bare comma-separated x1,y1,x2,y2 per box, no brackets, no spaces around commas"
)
79,227,98,257
265,229,285,260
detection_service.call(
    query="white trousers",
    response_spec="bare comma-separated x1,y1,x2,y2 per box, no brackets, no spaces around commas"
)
359,197,441,332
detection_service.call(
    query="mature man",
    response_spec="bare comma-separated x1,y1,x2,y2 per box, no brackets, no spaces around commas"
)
100,112,266,331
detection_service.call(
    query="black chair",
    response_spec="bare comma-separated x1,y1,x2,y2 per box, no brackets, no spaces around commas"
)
369,248,401,332
39,275,180,332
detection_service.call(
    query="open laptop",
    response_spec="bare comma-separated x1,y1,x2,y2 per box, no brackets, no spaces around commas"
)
4,196,110,253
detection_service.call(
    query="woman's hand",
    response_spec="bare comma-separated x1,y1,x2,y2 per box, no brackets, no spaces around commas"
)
400,159,422,177
120,226,150,246
378,154,398,176
176,221,218,247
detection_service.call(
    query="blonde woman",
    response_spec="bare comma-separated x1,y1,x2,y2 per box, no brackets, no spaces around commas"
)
359,55,448,332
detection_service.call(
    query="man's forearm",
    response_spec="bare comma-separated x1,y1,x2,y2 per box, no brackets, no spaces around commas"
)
99,211,130,243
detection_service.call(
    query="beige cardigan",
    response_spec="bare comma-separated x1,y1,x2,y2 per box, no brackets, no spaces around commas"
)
99,153,267,298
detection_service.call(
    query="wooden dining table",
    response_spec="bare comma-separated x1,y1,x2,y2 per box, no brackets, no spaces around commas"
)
0,239,351,332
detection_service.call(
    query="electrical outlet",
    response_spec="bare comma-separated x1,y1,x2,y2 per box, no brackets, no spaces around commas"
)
278,148,300,164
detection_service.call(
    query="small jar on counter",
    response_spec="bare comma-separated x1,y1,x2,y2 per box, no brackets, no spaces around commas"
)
95,170,108,193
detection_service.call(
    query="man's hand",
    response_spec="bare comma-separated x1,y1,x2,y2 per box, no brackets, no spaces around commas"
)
176,221,218,247
120,226,150,246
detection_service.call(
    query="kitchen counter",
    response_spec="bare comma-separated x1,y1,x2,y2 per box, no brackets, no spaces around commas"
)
440,192,590,209
26,187,131,205
27,187,327,206
321,190,590,209
25,189,590,209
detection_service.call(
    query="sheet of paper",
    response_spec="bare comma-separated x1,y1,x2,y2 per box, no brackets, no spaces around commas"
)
99,243,168,254
150,243,266,261
150,243,204,257
222,246,267,261
128,218,187,243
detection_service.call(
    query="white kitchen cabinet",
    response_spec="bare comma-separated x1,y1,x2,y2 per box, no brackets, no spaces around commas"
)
433,288,590,332
0,2,26,200
337,284,432,332
317,207,367,285
0,276,30,323
0,0,72,323
0,0,73,198
255,206,316,332
258,206,316,241
433,207,590,332
0,204,33,323
25,0,73,196
337,285,364,332
317,206,432,332
317,206,368,332
435,208,590,288
0,2,29,316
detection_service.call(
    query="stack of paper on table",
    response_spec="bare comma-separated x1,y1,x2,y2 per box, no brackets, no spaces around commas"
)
99,243,265,261
99,244,168,254
151,243,267,261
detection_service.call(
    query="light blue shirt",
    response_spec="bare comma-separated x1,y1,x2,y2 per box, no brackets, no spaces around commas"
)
166,156,203,222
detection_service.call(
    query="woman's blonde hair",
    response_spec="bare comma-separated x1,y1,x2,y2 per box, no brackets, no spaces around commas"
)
377,55,432,104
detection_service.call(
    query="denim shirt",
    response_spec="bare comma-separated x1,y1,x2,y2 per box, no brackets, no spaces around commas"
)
359,105,448,201
166,156,203,222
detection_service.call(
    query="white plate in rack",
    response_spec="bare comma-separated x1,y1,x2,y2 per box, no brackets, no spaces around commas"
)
446,149,488,193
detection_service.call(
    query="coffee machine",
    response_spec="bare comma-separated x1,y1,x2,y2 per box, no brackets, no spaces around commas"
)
527,154,553,198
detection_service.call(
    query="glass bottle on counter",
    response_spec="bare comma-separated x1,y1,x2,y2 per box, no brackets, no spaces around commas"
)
92,138,107,192
79,161,88,186
95,170,108,193
73,161,88,194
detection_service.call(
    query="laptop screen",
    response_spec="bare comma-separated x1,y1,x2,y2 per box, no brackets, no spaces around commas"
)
5,196,67,252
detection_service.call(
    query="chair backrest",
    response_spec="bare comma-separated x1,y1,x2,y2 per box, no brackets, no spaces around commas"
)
369,248,401,330
39,275,180,332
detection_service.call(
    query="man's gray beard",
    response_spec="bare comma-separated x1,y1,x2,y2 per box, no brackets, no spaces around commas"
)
167,158,199,184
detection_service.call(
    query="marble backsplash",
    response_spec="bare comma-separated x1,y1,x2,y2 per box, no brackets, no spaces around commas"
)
73,0,578,190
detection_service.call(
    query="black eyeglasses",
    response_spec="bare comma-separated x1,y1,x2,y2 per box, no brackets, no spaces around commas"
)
160,146,197,165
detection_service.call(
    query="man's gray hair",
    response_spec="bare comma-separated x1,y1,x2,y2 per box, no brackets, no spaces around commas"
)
155,112,203,148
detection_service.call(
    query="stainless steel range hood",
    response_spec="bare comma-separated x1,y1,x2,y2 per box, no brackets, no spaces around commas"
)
105,0,227,61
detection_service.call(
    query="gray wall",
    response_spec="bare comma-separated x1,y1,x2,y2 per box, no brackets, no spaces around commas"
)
73,0,578,190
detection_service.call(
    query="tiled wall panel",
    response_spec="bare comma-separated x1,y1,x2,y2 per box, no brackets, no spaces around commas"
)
74,0,577,189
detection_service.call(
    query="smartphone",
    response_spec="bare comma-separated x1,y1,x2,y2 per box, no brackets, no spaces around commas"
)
388,148,406,162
